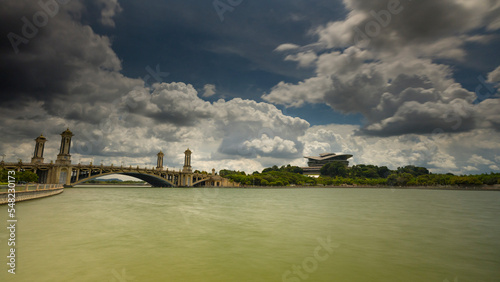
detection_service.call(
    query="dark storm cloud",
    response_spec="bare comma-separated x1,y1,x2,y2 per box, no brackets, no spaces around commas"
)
318,0,500,56
0,0,348,121
0,0,141,117
108,0,347,98
0,2,69,103
264,0,500,137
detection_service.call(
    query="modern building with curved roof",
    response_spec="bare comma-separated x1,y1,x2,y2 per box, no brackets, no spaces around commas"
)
302,153,353,176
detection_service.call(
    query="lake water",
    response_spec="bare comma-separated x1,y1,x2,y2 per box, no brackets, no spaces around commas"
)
1,187,499,281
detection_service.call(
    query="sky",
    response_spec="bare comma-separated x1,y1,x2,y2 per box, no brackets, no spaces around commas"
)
1,0,500,176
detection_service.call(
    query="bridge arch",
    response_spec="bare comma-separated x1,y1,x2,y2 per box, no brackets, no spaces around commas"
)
192,177,222,187
72,171,175,187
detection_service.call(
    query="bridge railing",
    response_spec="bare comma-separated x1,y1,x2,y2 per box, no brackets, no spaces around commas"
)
0,183,64,193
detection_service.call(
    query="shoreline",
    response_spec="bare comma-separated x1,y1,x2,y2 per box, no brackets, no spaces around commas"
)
238,184,500,191
16,184,500,191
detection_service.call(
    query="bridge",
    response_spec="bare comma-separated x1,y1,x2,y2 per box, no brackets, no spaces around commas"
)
0,129,239,188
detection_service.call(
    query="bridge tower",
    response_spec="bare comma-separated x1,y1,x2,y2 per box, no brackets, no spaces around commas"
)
183,148,192,173
56,128,73,165
181,148,193,186
31,134,47,164
157,151,164,169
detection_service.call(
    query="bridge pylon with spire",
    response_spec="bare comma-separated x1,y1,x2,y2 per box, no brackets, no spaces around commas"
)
0,129,239,188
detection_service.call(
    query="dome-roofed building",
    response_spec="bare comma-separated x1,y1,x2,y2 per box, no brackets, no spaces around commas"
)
302,153,353,176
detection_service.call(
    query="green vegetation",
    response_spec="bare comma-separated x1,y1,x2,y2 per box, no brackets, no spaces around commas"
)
0,169,39,183
2,165,499,188
220,164,500,187
221,165,313,186
320,162,348,177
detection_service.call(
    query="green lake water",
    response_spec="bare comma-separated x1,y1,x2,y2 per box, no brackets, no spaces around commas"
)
1,187,499,281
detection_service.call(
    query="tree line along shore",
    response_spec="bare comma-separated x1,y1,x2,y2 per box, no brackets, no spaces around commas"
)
2,164,499,189
218,164,500,188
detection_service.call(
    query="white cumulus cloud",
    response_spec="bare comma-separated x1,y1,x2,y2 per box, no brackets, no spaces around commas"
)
202,84,216,97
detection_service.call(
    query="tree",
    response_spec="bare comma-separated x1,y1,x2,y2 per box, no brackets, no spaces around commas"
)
18,171,39,183
283,165,303,174
320,162,347,177
478,173,500,185
387,173,414,186
397,165,429,176
450,176,482,186
363,167,379,178
377,166,391,178
220,169,245,177
0,169,7,183
0,170,38,183
262,167,273,173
